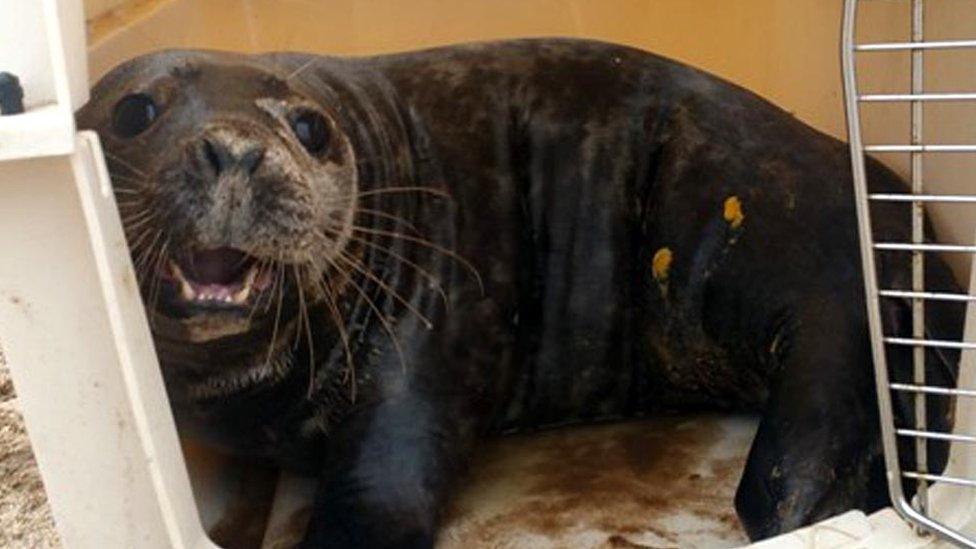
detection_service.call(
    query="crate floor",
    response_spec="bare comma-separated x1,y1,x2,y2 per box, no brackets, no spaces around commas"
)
218,414,758,549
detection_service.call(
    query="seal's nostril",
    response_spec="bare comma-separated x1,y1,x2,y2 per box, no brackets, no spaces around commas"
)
200,136,264,177
203,138,224,175
241,147,266,175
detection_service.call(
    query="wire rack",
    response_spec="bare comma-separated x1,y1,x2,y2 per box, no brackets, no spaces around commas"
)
843,0,976,546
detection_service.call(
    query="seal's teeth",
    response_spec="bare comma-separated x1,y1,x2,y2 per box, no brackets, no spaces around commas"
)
170,262,197,301
232,285,251,304
168,260,261,306
182,283,196,301
244,266,259,287
231,266,258,304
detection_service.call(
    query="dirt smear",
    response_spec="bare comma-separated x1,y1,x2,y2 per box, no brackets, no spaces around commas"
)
438,415,756,549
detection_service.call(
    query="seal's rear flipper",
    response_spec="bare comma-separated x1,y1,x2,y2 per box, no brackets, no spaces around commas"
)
734,294,887,540
878,255,964,500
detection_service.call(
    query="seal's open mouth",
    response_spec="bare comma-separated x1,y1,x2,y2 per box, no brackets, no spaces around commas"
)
165,247,273,307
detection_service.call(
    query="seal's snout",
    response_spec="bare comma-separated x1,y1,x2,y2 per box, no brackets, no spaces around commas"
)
194,127,267,178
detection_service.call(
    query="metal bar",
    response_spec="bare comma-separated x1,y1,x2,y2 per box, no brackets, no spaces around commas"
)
891,383,976,398
910,0,928,513
842,0,912,532
870,193,976,203
897,428,976,444
861,92,976,102
874,242,976,253
879,289,976,302
884,337,976,350
903,472,976,489
865,144,976,152
857,39,976,51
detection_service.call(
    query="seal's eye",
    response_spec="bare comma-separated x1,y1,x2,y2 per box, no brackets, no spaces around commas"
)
290,109,330,154
112,93,158,138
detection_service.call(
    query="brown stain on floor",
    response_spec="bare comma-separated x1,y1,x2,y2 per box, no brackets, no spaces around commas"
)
439,415,755,549
603,534,669,549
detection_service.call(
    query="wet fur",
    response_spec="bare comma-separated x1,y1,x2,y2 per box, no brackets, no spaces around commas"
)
77,39,963,547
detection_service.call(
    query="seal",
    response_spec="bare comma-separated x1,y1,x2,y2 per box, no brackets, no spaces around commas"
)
76,38,963,547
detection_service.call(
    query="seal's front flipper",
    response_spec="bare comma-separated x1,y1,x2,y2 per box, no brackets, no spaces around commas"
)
300,392,475,549
734,296,886,540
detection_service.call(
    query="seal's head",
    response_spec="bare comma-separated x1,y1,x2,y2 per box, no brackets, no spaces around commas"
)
77,51,358,344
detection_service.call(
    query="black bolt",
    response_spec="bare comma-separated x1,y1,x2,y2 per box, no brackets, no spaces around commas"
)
0,72,25,115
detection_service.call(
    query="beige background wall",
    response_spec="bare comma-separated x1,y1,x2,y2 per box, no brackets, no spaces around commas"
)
84,0,127,21
84,0,976,278
86,0,859,139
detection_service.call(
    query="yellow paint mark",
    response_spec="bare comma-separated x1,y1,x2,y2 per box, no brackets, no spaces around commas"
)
652,247,673,282
723,196,745,229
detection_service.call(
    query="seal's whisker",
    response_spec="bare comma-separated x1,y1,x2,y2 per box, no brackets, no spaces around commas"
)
292,265,317,399
291,269,305,348
149,240,170,299
329,229,449,309
116,206,154,218
264,256,287,369
115,196,145,205
103,151,148,178
123,219,154,240
322,185,453,204
127,226,160,261
120,213,155,229
142,240,166,284
133,230,164,274
298,262,357,396
117,198,151,211
117,199,152,213
356,185,451,199
108,173,148,186
257,258,285,312
146,239,171,330
332,248,434,330
126,225,160,255
131,238,157,282
117,204,150,216
264,261,286,315
122,211,157,232
246,258,278,325
111,185,144,194
285,58,316,82
353,208,422,235
339,223,484,295
229,253,255,271
317,274,357,402
244,260,267,325
321,254,408,374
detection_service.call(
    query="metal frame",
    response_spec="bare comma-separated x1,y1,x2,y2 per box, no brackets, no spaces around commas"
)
842,0,976,546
